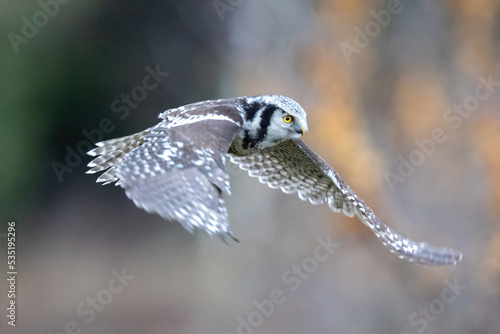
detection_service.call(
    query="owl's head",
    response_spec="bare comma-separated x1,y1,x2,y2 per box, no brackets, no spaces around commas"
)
241,95,308,149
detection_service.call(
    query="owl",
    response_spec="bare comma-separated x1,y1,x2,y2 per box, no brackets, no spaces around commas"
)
87,95,462,266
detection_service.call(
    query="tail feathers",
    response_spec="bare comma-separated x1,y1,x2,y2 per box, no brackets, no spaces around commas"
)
86,129,151,185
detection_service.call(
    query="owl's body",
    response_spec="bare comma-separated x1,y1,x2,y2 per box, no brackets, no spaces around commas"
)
87,95,462,266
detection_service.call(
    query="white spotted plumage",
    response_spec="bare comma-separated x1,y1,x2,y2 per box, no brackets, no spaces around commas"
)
87,95,462,266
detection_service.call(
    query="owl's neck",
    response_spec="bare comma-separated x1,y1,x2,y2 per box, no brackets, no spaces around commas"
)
231,100,281,155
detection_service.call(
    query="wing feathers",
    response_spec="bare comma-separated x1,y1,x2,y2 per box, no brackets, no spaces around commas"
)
86,129,151,185
231,139,462,266
87,98,244,238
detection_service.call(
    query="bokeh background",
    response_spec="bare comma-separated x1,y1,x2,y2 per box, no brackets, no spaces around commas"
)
1,0,499,333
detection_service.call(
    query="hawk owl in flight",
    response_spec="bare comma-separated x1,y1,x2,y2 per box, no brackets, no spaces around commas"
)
87,95,462,266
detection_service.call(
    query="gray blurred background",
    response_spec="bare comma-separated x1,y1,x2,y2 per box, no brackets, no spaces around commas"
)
1,0,499,333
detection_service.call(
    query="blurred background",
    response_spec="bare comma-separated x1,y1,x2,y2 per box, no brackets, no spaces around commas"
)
1,0,499,333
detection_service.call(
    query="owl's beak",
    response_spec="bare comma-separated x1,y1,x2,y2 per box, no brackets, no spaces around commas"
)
295,127,304,135
294,119,308,136
295,124,307,136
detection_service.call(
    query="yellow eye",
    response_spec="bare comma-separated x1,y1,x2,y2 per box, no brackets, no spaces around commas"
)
283,115,292,123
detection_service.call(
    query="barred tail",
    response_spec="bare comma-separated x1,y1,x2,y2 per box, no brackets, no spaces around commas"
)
86,129,151,185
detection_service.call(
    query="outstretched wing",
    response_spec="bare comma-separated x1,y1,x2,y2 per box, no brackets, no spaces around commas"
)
230,139,463,266
87,99,243,239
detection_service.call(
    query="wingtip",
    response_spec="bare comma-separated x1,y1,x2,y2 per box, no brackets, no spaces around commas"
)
418,247,463,267
449,250,463,266
230,233,240,243
216,231,239,244
87,141,105,156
